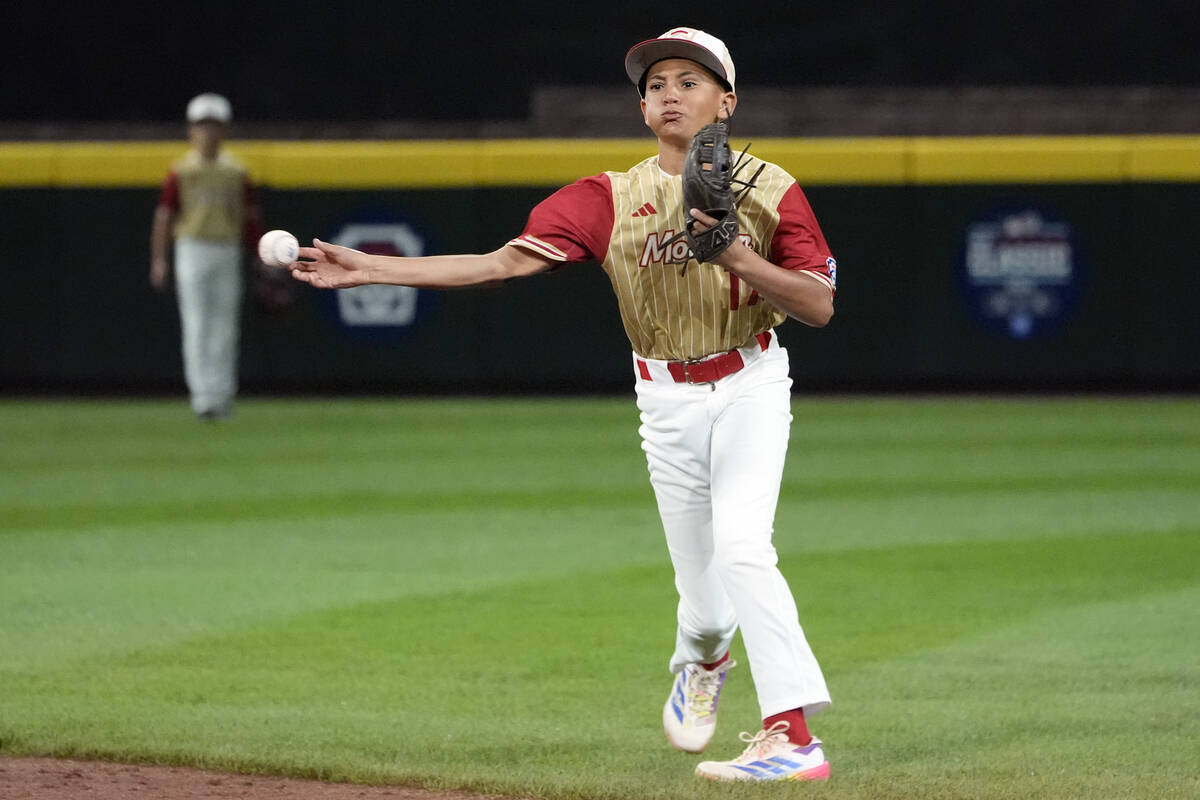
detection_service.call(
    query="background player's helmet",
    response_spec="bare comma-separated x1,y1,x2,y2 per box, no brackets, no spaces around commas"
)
186,93,232,124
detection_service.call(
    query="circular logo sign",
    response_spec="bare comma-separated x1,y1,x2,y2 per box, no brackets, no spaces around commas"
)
959,206,1084,339
332,223,425,328
318,211,439,341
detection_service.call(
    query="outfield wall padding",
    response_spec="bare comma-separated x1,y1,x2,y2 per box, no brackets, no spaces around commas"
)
2,138,1197,392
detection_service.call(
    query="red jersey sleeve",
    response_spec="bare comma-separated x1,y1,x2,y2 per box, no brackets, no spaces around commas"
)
508,174,614,263
770,183,837,294
159,170,180,212
243,177,265,248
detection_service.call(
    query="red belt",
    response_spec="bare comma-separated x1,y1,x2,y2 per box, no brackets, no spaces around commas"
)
640,331,772,384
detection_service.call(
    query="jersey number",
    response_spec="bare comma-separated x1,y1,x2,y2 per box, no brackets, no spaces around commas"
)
729,275,760,310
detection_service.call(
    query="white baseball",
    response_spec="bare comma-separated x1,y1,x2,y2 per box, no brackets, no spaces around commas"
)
258,229,299,268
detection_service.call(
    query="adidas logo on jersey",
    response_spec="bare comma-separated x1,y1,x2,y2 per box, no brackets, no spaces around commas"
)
632,202,658,217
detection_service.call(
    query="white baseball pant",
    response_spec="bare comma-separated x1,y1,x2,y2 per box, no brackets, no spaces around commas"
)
634,332,832,718
173,237,243,416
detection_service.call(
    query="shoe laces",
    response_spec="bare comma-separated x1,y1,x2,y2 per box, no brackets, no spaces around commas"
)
736,720,791,760
687,660,735,718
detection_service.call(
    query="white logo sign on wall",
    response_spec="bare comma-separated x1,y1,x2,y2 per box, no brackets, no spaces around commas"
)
331,223,424,327
960,207,1083,339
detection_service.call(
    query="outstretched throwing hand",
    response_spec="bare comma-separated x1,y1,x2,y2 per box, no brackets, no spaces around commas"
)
289,239,372,289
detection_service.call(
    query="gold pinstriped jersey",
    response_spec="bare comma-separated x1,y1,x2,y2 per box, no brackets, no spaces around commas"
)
510,153,836,361
161,149,249,243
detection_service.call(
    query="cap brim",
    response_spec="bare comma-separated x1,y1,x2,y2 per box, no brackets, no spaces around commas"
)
624,39,730,89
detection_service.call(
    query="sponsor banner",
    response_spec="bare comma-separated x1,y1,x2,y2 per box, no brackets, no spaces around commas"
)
959,205,1084,339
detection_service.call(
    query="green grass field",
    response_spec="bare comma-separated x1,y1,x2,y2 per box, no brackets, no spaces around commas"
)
2,396,1198,800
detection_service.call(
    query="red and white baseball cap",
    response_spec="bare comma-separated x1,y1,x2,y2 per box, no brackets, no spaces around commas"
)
186,93,232,124
624,27,736,94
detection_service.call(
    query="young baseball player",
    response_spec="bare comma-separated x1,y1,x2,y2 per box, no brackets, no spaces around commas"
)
150,93,265,421
287,28,835,782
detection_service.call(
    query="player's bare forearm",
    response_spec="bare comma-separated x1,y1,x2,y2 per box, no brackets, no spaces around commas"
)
290,240,552,290
717,242,834,327
685,208,832,326
149,206,176,289
150,207,174,260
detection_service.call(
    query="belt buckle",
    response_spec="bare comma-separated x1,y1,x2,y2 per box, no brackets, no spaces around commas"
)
681,357,708,385
681,357,715,383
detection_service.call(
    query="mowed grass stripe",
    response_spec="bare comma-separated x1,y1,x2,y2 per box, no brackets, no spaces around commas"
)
6,475,1197,532
0,486,654,531
0,504,665,670
828,586,1200,800
2,529,1197,799
4,397,1197,533
1,396,1198,800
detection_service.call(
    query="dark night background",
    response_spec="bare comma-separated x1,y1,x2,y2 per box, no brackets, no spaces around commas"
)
8,1,1199,126
4,1,1198,392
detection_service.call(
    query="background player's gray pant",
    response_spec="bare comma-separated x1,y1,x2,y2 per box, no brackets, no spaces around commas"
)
635,334,832,719
174,238,243,416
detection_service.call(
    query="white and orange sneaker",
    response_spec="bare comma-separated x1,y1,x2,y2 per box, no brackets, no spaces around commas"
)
662,660,735,753
695,721,830,782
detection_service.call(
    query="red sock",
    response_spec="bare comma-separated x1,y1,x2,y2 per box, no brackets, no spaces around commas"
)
763,707,812,746
700,651,730,670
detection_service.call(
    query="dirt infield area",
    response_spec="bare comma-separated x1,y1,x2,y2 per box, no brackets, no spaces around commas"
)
0,757,505,800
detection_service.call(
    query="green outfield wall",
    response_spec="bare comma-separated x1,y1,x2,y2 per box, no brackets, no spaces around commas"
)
2,137,1198,392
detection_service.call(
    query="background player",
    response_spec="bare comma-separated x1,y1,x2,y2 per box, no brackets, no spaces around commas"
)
150,93,265,420
284,28,836,782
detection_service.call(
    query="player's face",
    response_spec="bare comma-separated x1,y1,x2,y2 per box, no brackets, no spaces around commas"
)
640,59,736,146
188,121,227,160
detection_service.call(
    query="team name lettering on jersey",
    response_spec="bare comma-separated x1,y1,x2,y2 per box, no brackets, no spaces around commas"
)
639,231,755,267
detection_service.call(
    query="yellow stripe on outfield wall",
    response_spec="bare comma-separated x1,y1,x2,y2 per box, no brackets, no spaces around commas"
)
910,136,1130,183
1126,136,1200,180
1,136,1198,188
